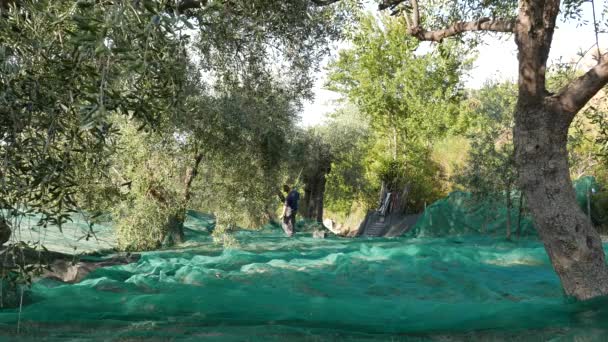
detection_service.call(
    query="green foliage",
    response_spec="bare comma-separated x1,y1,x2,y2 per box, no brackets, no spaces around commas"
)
109,118,186,251
1,0,346,253
193,154,284,233
430,135,470,193
193,0,352,101
319,106,375,214
325,13,470,214
570,92,608,180
458,128,516,198
571,92,608,230
114,196,172,251
0,0,189,242
188,85,300,233
328,14,468,145
590,190,608,234
456,81,517,198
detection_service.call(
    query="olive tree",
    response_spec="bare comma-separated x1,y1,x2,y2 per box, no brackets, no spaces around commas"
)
370,0,608,300
1,0,350,251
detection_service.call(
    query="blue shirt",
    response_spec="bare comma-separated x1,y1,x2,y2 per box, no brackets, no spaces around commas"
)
286,190,300,211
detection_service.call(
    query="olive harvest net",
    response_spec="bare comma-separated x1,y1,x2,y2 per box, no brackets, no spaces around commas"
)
0,178,606,341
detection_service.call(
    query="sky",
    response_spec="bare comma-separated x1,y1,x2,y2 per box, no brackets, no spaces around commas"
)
299,2,608,127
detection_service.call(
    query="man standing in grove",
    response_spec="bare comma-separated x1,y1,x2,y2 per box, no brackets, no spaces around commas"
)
281,184,300,237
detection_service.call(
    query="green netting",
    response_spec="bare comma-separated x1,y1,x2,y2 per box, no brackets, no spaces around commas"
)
0,223,607,340
3,210,216,255
5,212,116,255
409,176,599,238
1,179,608,340
408,191,536,238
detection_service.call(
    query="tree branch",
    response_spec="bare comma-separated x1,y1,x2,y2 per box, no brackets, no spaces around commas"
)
378,0,407,11
411,0,419,27
175,0,337,13
403,12,412,29
310,0,341,5
557,56,608,115
408,17,516,41
176,0,208,12
183,152,204,202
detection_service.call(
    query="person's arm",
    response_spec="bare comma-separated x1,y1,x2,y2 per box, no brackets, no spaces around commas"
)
278,189,287,219
281,194,292,218
276,189,285,203
281,195,289,219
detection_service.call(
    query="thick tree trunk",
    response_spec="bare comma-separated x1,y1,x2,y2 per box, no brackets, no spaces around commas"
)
302,163,330,222
399,0,608,300
510,0,608,300
302,182,313,219
514,104,608,300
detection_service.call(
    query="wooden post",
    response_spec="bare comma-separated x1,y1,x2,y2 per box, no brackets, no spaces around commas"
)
587,184,592,223
506,184,512,240
517,192,524,239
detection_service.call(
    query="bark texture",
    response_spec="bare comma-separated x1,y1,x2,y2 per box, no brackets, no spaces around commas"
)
302,172,329,223
514,103,608,299
512,0,608,300
302,163,331,223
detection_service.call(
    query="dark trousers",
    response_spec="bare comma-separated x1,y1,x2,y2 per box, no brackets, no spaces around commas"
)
282,211,297,237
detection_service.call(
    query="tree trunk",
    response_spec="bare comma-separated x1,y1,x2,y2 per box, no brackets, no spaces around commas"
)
379,181,387,209
0,218,10,246
505,183,512,240
302,182,313,219
166,152,203,245
514,104,608,300
510,0,608,300
396,183,410,215
315,174,327,223
166,214,185,245
517,192,524,239
302,161,330,222
315,188,323,222
399,0,608,300
183,153,204,203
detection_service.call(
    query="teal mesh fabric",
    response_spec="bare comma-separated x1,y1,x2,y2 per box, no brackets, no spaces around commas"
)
1,229,608,340
408,177,599,238
408,191,536,238
1,179,607,340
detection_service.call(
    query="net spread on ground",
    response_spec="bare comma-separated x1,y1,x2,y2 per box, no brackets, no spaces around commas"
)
1,178,606,340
